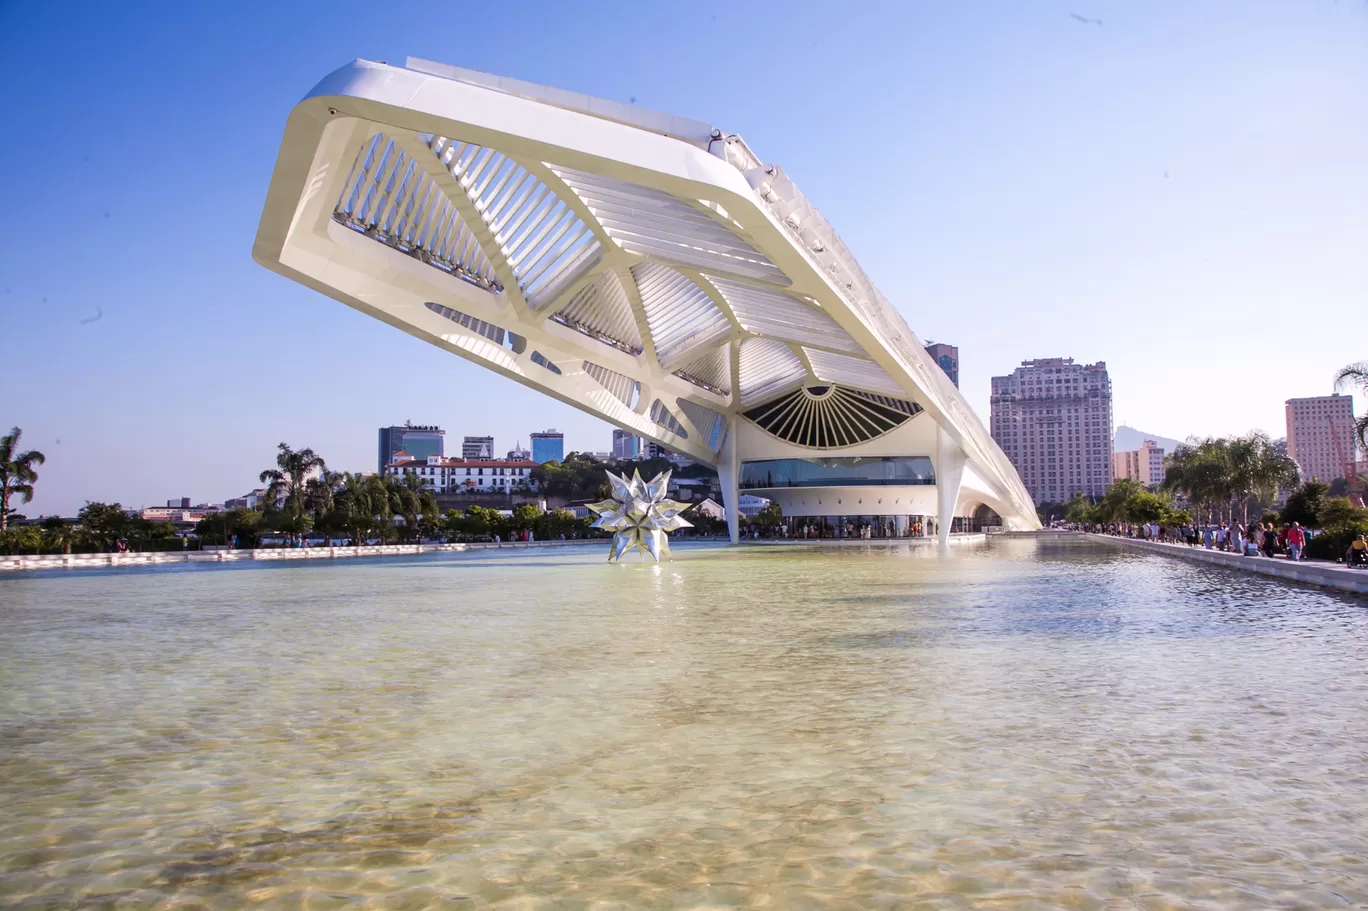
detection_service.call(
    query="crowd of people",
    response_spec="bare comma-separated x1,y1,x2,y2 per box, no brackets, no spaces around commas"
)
1087,521,1310,561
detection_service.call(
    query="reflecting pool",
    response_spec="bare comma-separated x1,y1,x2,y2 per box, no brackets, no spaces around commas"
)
3,537,1367,908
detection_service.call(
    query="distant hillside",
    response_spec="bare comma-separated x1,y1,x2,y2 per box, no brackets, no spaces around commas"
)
1114,426,1187,454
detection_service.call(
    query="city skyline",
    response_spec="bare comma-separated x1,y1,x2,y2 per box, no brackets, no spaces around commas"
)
4,1,1366,516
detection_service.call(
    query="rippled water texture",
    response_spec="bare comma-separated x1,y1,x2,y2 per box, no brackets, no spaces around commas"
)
3,537,1368,909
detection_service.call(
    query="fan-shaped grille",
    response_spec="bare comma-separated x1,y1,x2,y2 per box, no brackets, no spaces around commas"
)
743,386,922,448
335,135,500,291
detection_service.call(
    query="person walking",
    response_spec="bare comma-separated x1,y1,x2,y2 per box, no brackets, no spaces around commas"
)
1286,522,1305,562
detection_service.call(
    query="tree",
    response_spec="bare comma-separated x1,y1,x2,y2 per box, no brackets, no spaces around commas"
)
259,443,326,542
78,501,131,552
1281,481,1330,529
510,503,541,535
753,503,783,528
194,508,261,548
41,517,82,555
0,427,45,533
1335,362,1368,452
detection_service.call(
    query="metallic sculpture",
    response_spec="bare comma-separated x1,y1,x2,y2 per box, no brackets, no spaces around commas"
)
588,470,693,562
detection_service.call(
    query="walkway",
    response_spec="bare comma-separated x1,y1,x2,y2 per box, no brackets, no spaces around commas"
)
0,538,603,573
1084,533,1368,595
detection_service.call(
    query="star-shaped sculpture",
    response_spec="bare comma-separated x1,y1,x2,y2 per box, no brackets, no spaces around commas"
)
587,469,693,562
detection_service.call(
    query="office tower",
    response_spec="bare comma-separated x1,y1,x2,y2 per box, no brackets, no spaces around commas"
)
530,429,564,464
378,423,445,472
612,429,641,460
462,435,495,461
924,342,959,388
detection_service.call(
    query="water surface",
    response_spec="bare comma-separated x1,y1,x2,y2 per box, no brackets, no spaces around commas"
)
3,538,1367,908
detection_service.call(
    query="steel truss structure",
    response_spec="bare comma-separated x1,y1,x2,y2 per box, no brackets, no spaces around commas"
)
254,58,1041,541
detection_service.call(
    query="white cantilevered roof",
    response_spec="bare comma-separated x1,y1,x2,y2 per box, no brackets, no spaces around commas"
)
253,57,1038,527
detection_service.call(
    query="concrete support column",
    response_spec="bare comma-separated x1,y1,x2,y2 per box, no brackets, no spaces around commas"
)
717,421,741,545
936,425,968,550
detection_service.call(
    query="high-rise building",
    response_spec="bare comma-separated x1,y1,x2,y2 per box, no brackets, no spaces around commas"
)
1113,440,1165,488
462,435,494,461
378,423,445,473
612,429,641,460
1286,394,1357,482
924,342,959,388
530,429,564,464
990,358,1113,503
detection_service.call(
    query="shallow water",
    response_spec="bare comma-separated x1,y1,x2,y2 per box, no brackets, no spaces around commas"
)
2,537,1367,909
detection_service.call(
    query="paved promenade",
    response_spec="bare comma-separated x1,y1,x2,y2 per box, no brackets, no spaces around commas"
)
1085,533,1368,595
0,538,605,573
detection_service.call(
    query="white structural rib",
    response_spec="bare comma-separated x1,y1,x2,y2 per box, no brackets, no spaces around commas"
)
252,58,1041,531
738,338,808,406
631,263,732,368
552,271,642,355
677,398,726,451
424,135,600,308
649,399,689,439
706,275,861,354
583,360,640,409
673,345,731,396
803,348,906,397
551,165,787,285
335,135,500,290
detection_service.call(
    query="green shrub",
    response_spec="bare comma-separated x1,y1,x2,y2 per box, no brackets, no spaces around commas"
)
1306,525,1368,561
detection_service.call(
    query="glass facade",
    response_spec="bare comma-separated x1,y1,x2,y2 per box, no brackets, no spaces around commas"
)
530,433,564,464
739,457,936,490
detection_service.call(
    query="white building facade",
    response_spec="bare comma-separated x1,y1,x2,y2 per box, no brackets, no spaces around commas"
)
990,359,1113,503
254,58,1040,541
388,454,537,493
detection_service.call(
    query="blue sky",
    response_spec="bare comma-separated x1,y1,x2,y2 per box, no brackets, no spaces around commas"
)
4,0,1366,516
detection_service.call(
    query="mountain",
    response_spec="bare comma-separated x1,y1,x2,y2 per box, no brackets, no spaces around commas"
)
1113,426,1187,454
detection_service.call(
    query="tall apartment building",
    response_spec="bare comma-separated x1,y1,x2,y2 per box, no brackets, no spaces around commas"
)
378,423,445,473
612,429,641,460
924,342,959,388
462,435,494,461
1113,440,1165,488
990,358,1113,503
1285,394,1357,482
530,429,564,464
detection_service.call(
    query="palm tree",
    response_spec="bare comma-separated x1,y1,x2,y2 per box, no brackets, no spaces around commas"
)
304,470,340,545
1335,362,1368,452
259,443,326,542
1163,439,1230,523
388,472,436,543
0,427,46,533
